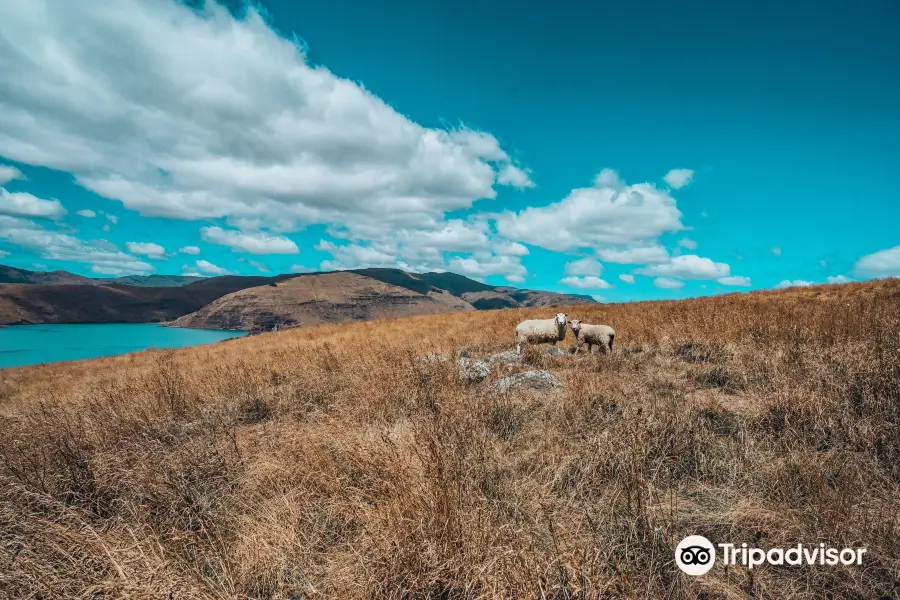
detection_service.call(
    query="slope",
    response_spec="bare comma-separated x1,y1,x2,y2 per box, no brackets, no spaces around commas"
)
169,271,475,331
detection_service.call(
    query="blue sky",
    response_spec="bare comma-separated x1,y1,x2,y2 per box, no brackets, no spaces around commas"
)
0,0,898,301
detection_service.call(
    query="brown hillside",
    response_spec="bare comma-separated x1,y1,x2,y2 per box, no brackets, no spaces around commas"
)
0,275,296,325
1,278,898,598
169,271,475,331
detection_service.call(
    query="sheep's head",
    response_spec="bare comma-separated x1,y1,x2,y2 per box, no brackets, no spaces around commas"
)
569,319,581,332
555,313,567,326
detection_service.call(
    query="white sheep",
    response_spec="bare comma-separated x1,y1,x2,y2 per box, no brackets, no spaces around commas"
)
569,320,615,355
515,312,568,355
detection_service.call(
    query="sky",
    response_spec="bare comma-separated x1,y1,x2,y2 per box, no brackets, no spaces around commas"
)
0,0,898,302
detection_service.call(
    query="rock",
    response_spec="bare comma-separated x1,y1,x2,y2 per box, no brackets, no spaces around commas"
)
546,345,569,356
490,370,563,393
487,350,520,365
458,357,491,383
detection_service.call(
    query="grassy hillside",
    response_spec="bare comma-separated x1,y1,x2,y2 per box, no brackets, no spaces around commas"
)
0,279,898,598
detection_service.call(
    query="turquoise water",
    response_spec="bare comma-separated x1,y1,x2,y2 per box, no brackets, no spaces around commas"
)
0,323,247,369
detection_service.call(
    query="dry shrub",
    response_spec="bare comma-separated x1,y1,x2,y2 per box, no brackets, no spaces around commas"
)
1,278,899,598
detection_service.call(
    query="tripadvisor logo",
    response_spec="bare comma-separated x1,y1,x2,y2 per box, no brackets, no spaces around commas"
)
675,535,868,576
676,535,716,576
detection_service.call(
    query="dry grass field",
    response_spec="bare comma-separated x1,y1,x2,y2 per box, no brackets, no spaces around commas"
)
1,279,899,599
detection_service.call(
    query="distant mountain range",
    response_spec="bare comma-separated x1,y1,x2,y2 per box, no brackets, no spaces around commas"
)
0,264,595,331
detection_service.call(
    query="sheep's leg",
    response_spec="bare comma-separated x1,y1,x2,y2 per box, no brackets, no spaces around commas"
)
516,342,522,355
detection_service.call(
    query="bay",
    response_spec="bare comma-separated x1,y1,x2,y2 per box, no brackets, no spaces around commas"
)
0,323,247,369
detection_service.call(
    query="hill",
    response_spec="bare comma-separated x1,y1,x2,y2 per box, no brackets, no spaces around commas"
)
0,275,294,325
0,278,897,598
170,271,474,331
0,265,595,327
0,264,95,285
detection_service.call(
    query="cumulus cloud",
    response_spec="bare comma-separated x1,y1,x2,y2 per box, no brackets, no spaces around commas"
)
618,274,635,284
179,245,201,255
636,254,731,280
717,275,752,286
654,277,684,289
126,241,166,258
595,244,669,265
247,259,269,273
290,264,313,273
201,226,299,254
664,169,694,189
496,164,535,189
0,188,66,219
826,275,851,284
0,165,24,185
0,215,153,274
564,257,603,277
560,276,613,290
0,0,530,276
776,280,814,289
447,254,527,283
678,238,697,250
0,250,9,258
853,246,900,278
495,169,684,252
193,259,231,276
76,209,97,218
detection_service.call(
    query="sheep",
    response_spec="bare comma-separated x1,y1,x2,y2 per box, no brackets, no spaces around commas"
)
569,320,615,355
515,312,568,355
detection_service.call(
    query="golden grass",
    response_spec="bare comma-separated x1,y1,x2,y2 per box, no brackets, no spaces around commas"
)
1,278,899,599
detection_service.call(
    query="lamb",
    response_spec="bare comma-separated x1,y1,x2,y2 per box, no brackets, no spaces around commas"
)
569,320,615,355
515,312,568,355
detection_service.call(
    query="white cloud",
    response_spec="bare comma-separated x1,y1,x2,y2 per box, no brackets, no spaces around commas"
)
776,280,814,289
106,214,118,225
76,209,97,218
820,260,828,268
194,259,231,276
853,246,900,278
825,275,851,284
201,226,299,254
290,264,313,273
0,165,24,185
564,257,603,277
636,254,731,280
0,215,153,274
771,247,782,257
447,254,526,283
654,277,684,289
126,241,166,258
0,249,9,259
496,164,535,189
664,168,694,189
102,224,111,232
678,238,697,250
717,275,752,287
560,276,613,290
0,0,529,274
0,188,66,219
618,273,635,284
179,245,200,255
591,295,606,302
596,244,669,265
495,170,684,252
318,240,400,271
248,259,269,273
491,240,529,257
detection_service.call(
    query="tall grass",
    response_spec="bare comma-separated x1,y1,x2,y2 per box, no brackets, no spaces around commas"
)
1,279,898,599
